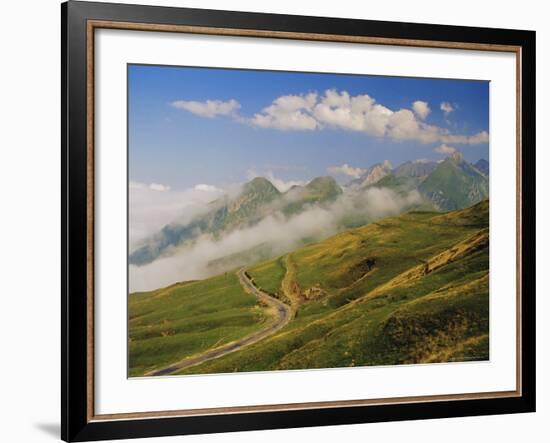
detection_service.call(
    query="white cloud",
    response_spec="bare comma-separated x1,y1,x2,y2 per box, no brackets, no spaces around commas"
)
388,109,425,140
194,184,223,193
327,163,365,178
412,100,431,120
312,90,393,136
129,183,224,251
130,181,171,192
149,183,171,192
466,130,490,144
248,93,319,130
171,99,240,118
170,90,488,145
440,101,455,114
441,130,489,145
435,143,457,155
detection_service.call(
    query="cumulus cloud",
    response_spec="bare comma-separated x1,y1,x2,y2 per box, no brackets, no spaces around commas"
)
248,93,319,131
435,143,457,155
170,90,488,145
440,130,489,145
412,100,431,120
327,163,365,178
312,90,393,136
465,131,489,144
129,186,423,292
249,90,487,145
388,109,429,141
171,99,241,118
440,101,455,114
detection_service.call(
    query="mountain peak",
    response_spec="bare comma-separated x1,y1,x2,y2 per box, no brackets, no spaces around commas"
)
359,161,393,186
419,154,488,211
243,177,281,195
306,175,338,188
305,176,343,198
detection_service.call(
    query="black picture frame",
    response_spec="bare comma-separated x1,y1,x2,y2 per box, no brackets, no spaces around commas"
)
62,1,536,441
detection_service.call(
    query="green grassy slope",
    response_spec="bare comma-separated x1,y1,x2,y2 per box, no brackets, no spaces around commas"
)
175,200,489,375
128,273,274,376
247,257,286,297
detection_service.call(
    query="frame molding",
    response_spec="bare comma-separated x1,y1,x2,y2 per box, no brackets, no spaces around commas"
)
62,1,536,441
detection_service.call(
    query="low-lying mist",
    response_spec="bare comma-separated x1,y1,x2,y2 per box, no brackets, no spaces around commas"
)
129,187,422,292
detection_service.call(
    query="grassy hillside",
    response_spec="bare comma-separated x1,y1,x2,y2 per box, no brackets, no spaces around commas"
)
247,257,286,298
128,273,274,376
172,200,489,375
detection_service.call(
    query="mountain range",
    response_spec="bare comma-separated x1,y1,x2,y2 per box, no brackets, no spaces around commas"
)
129,175,343,266
129,153,489,267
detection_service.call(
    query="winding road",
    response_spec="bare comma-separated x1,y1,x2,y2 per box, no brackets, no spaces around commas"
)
147,268,292,376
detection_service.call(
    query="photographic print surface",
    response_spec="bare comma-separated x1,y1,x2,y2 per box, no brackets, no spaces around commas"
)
128,65,489,377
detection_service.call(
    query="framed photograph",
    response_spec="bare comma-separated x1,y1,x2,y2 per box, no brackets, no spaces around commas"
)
62,1,536,441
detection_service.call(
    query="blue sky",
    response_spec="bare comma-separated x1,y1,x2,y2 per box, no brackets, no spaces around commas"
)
128,64,489,190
